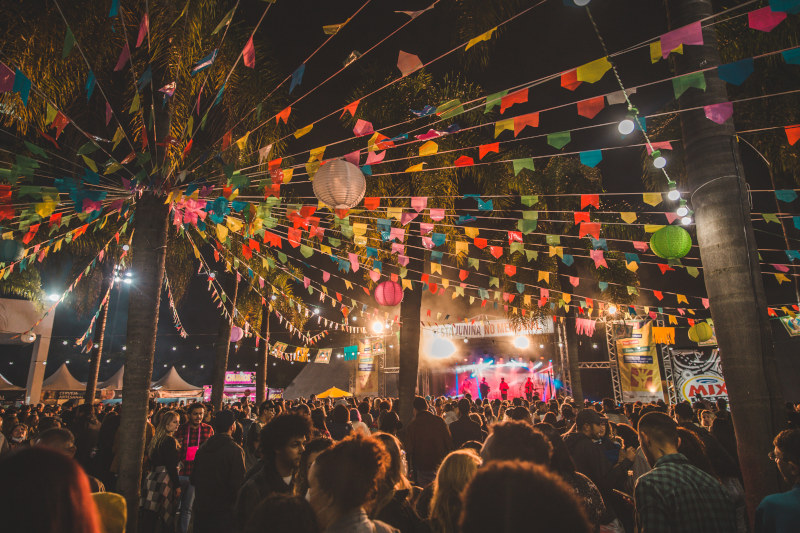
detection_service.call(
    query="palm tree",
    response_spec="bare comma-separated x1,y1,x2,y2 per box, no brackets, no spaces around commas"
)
210,270,237,411
667,0,785,517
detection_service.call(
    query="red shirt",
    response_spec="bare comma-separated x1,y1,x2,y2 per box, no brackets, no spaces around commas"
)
177,422,214,476
499,381,509,392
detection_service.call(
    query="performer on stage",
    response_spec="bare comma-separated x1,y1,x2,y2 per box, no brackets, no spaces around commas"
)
479,378,490,400
499,378,509,401
524,377,534,402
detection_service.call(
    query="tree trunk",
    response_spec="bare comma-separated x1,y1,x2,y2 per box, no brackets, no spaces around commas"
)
564,315,584,404
398,217,424,426
117,192,169,533
669,0,785,518
84,269,112,405
256,305,269,405
210,272,238,411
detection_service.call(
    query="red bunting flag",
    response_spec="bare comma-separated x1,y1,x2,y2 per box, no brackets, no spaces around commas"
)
574,211,590,224
504,264,516,277
581,194,599,209
653,291,663,300
363,197,380,210
222,130,232,150
454,155,474,167
341,99,360,118
490,246,503,259
473,237,488,249
514,112,539,136
478,143,499,160
242,36,255,68
786,125,800,146
577,96,605,119
561,69,581,91
500,89,528,114
276,106,292,124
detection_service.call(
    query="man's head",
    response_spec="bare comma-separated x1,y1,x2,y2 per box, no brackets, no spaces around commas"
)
259,413,312,471
602,398,616,413
673,402,695,424
412,396,428,413
34,428,76,458
716,398,728,412
576,408,607,439
480,420,551,464
187,402,205,426
457,398,471,417
637,412,679,467
213,410,236,435
500,378,505,382
771,429,800,485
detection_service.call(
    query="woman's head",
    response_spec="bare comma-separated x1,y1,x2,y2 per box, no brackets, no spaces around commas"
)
149,410,180,456
460,461,591,533
294,437,334,497
10,423,28,442
331,404,350,424
378,410,400,434
0,447,101,533
430,449,481,533
372,432,409,491
243,494,319,533
534,422,576,477
308,433,389,527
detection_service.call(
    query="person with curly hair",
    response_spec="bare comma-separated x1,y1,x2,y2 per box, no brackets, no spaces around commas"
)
308,433,399,533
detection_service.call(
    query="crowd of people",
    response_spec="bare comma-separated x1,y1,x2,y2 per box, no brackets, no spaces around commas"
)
0,394,799,533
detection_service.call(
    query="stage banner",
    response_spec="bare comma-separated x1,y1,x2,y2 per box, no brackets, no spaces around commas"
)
615,321,664,402
426,316,553,338
315,348,332,364
272,342,288,360
780,315,800,337
356,338,379,395
672,348,728,402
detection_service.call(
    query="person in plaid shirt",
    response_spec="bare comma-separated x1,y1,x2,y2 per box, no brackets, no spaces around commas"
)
176,402,214,533
634,412,736,533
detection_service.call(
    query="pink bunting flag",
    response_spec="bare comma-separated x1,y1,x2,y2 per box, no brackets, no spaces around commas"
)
242,36,255,68
348,252,359,272
569,276,579,287
748,7,787,32
365,150,385,165
422,236,435,249
419,222,434,235
322,271,330,282
303,276,311,288
369,270,381,282
415,129,445,140
390,227,405,242
633,241,649,252
353,119,374,137
773,264,790,273
114,43,130,71
401,211,418,225
665,212,679,224
398,255,409,266
660,21,703,58
343,150,360,166
411,196,428,212
575,318,597,337
391,242,404,255
702,298,709,309
590,249,608,268
429,208,445,221
704,102,733,124
136,13,149,48
397,51,423,77
105,102,112,125
646,141,673,155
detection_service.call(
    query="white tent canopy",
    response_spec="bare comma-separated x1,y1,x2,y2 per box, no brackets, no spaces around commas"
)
151,366,201,391
42,363,85,391
0,372,22,390
100,366,124,390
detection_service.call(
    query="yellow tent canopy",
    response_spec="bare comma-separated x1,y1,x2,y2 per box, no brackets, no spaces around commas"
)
317,386,352,398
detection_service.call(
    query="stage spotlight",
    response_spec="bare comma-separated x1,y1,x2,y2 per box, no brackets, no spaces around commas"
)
592,343,599,349
371,321,385,333
463,338,469,343
429,337,456,359
47,293,59,302
513,336,530,349
608,304,617,315
539,344,545,349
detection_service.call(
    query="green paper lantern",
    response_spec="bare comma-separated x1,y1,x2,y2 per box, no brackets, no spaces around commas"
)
0,240,24,264
649,226,692,260
688,321,713,343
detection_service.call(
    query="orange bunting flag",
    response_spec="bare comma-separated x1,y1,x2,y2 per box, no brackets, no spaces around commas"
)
276,106,292,124
514,112,539,136
363,197,380,210
454,155,474,167
561,69,582,91
580,194,599,210
341,99,360,118
500,89,528,114
786,125,800,146
577,96,605,119
479,142,499,160
652,327,676,345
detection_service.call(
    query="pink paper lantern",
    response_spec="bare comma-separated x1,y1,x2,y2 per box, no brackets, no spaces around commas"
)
230,326,244,343
374,281,403,307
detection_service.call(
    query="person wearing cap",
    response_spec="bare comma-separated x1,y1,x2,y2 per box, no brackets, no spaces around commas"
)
190,410,246,533
564,408,636,524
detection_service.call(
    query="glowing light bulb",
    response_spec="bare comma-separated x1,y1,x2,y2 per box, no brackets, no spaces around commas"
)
372,321,384,334
676,206,689,217
574,0,591,5
608,304,618,315
618,118,635,135
667,189,680,201
122,244,130,251
681,216,693,225
654,156,667,168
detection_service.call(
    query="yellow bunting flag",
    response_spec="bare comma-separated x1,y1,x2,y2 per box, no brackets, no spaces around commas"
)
465,27,497,50
626,261,639,272
294,124,313,139
676,294,688,304
431,263,442,275
549,246,563,258
455,241,469,255
216,223,228,241
386,206,402,220
650,42,683,63
620,212,637,224
668,314,677,325
405,162,427,173
644,224,665,233
235,132,250,151
419,140,438,156
353,223,367,236
282,168,294,183
642,192,663,206
563,293,572,304
775,273,790,284
81,155,98,172
494,119,514,138
402,279,413,290
464,227,480,239
538,271,550,283
576,57,612,83
226,217,243,233
309,145,326,162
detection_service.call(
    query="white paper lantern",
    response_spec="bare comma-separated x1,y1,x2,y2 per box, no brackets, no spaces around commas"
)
312,159,366,210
